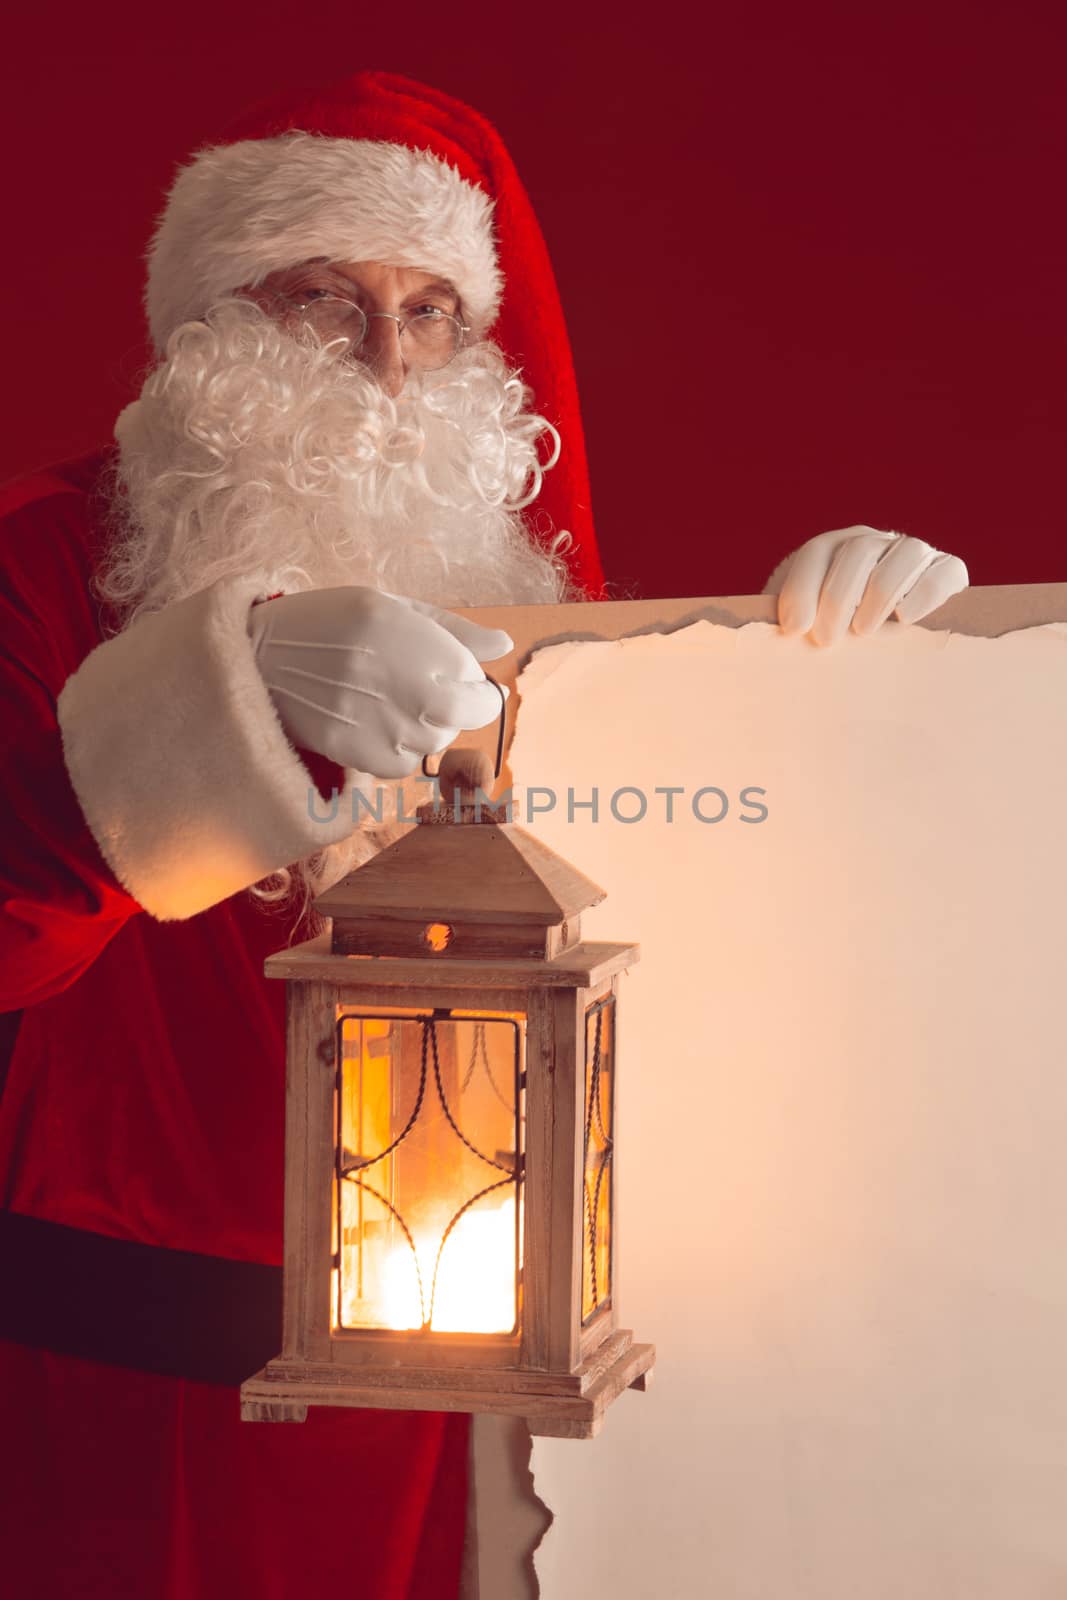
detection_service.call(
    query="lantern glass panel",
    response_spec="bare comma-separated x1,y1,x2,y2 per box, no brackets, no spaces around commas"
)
336,1008,524,1336
582,994,615,1326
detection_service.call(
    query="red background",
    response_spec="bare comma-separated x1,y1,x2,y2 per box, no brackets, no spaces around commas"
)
3,0,1063,598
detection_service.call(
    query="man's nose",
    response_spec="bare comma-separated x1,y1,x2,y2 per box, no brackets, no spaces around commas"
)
360,314,406,398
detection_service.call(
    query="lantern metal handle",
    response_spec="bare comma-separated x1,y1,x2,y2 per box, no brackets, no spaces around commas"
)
422,672,507,784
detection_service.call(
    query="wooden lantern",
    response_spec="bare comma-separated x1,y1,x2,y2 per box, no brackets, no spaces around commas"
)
240,752,655,1439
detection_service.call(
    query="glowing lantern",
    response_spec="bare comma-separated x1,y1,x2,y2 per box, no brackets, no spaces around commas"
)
240,752,655,1438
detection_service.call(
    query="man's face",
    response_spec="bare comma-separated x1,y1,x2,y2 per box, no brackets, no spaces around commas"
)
240,260,464,398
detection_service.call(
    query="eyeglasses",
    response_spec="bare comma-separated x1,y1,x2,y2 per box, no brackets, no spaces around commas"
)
284,291,470,371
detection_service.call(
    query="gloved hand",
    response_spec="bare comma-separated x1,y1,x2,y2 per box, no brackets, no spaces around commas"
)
247,586,511,777
763,526,969,647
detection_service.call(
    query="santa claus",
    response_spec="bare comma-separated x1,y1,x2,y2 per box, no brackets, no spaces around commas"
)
0,70,967,1600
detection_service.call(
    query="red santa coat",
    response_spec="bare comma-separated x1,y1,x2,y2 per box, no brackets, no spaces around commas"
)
0,452,472,1599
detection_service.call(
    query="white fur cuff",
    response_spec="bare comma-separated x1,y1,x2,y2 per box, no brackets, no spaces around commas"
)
57,577,359,921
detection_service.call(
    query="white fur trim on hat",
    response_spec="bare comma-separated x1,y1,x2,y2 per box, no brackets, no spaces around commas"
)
57,574,364,920
146,134,501,353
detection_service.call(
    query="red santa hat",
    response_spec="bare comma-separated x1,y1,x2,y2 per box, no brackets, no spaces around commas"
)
145,71,606,596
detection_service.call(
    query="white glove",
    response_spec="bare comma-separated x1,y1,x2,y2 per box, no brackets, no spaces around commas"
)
247,587,511,777
763,525,969,647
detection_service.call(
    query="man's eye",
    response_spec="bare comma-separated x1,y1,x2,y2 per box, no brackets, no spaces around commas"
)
287,275,350,301
413,304,448,318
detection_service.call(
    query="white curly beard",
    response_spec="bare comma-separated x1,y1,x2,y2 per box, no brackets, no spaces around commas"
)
99,297,577,914
102,298,574,621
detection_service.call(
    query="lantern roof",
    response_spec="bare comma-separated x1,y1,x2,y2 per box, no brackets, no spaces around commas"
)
314,813,607,929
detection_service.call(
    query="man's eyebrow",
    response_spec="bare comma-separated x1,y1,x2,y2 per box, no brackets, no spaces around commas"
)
287,259,354,289
404,279,460,304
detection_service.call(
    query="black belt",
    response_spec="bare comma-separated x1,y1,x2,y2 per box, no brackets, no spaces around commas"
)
0,1210,282,1387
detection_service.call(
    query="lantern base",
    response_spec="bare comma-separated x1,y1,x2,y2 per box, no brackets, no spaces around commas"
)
240,1328,655,1440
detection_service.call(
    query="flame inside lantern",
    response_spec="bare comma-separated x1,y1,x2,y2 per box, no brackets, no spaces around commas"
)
379,1194,518,1333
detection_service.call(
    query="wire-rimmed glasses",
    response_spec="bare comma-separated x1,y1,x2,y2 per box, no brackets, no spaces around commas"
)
286,292,470,371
